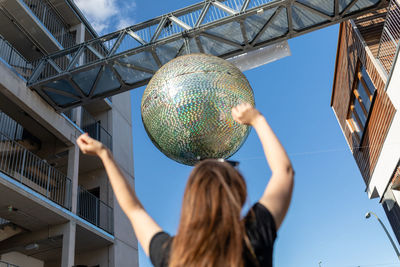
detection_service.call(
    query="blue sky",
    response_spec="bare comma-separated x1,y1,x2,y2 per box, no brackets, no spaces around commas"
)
74,1,400,266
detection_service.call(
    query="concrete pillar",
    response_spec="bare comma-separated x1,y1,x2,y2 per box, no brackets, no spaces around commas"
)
74,107,82,128
64,23,83,267
71,23,85,68
61,221,76,267
70,22,85,129
67,145,79,214
71,23,85,44
110,92,138,267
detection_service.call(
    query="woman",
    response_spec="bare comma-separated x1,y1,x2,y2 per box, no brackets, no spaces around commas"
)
77,103,294,267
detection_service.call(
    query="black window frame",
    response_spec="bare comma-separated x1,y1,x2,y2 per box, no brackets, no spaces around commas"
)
346,61,377,146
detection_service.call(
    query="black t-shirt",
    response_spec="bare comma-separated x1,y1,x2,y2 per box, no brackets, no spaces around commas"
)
149,202,277,267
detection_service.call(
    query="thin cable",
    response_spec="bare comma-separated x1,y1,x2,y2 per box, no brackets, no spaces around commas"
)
340,262,400,267
238,142,400,161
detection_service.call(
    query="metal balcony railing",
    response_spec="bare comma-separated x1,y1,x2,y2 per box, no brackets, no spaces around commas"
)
0,35,35,80
81,109,112,151
0,260,20,267
0,116,113,233
377,0,400,74
62,109,74,123
0,132,72,210
63,107,113,150
78,186,113,234
0,112,24,141
22,0,75,48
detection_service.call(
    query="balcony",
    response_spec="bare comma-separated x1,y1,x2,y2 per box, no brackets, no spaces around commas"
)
0,111,114,234
0,111,24,142
0,0,75,57
0,131,72,210
78,186,113,234
81,108,112,151
63,107,113,150
0,34,35,80
21,0,75,49
377,0,400,74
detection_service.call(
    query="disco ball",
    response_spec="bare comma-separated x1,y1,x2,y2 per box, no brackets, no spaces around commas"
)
141,53,255,166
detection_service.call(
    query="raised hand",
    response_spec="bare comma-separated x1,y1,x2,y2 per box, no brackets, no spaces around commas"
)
76,134,162,257
76,133,106,156
231,103,262,126
232,103,294,230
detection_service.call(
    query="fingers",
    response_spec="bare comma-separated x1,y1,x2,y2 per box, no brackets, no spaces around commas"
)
79,133,90,142
231,106,242,121
232,103,251,111
76,133,92,153
231,103,252,116
76,133,105,157
231,106,239,117
231,102,259,125
238,102,252,112
78,133,93,143
76,135,84,146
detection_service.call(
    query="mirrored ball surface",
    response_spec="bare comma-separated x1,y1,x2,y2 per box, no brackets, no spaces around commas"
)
141,53,255,166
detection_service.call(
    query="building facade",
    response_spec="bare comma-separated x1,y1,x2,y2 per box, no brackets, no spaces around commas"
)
331,0,400,243
0,0,138,266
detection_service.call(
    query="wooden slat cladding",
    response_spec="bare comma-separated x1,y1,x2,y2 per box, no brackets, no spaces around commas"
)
331,20,396,185
354,8,387,57
356,87,396,184
331,22,357,143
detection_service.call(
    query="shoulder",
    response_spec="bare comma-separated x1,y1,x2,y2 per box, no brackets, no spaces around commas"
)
150,231,173,267
251,202,277,228
243,203,277,266
245,202,277,247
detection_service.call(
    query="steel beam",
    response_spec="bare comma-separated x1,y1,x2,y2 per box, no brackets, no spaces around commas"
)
293,1,334,21
27,0,389,110
169,16,192,30
212,1,237,15
241,0,251,12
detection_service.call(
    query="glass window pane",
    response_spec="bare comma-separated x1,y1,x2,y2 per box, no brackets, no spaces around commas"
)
357,81,371,112
361,66,375,95
354,100,367,126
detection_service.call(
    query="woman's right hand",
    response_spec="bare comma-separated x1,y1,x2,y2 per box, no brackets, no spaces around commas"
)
76,133,106,157
231,103,262,126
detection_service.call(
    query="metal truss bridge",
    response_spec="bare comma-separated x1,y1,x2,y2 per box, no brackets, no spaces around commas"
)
28,0,388,111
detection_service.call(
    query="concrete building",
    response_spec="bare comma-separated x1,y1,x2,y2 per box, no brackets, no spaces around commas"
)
331,0,400,244
0,0,137,266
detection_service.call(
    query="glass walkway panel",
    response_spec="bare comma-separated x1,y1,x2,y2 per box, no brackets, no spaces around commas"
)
28,0,388,111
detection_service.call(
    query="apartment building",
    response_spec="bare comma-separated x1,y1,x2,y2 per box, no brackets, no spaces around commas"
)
331,0,400,244
0,0,137,266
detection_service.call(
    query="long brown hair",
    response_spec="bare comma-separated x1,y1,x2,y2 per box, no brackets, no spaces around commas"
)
169,159,249,267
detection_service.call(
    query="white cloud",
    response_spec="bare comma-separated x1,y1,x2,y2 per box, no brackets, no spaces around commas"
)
74,0,136,34
74,0,118,22
116,17,135,30
90,22,108,33
116,1,136,30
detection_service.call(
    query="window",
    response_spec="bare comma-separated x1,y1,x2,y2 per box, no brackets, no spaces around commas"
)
347,65,376,141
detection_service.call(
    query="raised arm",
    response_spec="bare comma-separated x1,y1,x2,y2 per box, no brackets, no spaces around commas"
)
76,133,161,255
232,103,294,230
